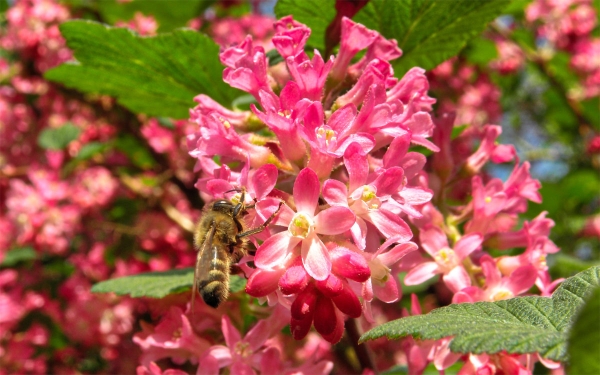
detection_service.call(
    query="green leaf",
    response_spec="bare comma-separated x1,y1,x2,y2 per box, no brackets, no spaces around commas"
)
45,20,240,119
0,0,8,13
229,275,247,293
91,268,248,298
91,268,193,298
568,286,600,374
37,123,82,150
114,134,156,169
274,0,336,51
353,0,510,75
360,266,600,361
74,141,109,160
1,247,37,267
97,0,212,33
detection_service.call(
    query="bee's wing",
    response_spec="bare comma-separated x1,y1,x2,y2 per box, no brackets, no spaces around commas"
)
191,220,217,315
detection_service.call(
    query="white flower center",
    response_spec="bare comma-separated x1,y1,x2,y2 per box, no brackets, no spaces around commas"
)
289,212,313,238
316,126,337,150
369,257,390,285
434,247,459,272
234,341,252,358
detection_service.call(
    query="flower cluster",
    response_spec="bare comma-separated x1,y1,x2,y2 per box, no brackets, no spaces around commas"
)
182,15,567,374
187,16,436,346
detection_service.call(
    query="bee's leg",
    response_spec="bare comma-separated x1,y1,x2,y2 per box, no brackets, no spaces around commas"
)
236,201,284,239
233,190,247,217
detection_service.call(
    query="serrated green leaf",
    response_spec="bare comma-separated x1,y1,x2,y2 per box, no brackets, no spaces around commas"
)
37,123,81,150
97,0,212,33
45,20,240,119
91,268,248,298
1,247,37,267
568,286,600,374
360,266,600,361
354,0,509,75
274,0,336,51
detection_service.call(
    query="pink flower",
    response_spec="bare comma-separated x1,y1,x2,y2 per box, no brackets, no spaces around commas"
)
453,255,537,303
362,242,418,321
404,226,482,293
254,168,355,281
136,362,188,375
201,310,288,375
322,143,413,250
133,306,210,367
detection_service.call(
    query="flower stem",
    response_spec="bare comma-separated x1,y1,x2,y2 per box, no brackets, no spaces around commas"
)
345,318,377,374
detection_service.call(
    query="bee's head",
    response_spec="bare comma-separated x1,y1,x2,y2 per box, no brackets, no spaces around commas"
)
212,199,235,214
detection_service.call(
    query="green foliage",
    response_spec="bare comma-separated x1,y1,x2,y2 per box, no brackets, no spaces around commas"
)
96,0,212,33
360,266,600,361
114,134,156,170
91,268,194,298
354,0,510,75
1,247,37,267
274,0,336,51
568,286,600,374
74,141,110,160
45,20,240,119
37,123,81,150
91,268,247,299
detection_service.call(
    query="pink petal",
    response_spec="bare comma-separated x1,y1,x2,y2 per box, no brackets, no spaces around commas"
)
279,257,310,295
418,226,449,257
245,268,285,297
205,345,232,367
293,168,320,215
373,275,399,303
366,209,412,242
350,218,368,250
442,266,471,293
404,262,439,285
230,361,256,375
250,164,278,200
378,242,418,267
330,247,371,282
327,103,356,134
505,265,537,295
332,284,362,318
371,167,404,197
383,133,410,168
322,179,349,206
196,355,219,375
221,316,241,349
343,142,368,193
320,305,344,344
301,232,331,281
399,187,433,204
315,274,344,298
454,233,483,259
480,254,501,287
259,347,284,375
314,297,337,336
452,290,476,304
334,134,374,156
314,206,355,235
206,179,234,198
254,231,296,269
245,319,271,351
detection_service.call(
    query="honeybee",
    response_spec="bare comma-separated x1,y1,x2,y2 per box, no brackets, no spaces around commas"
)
192,191,282,308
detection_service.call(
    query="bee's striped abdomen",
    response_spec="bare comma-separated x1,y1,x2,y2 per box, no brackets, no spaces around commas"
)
197,244,230,308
